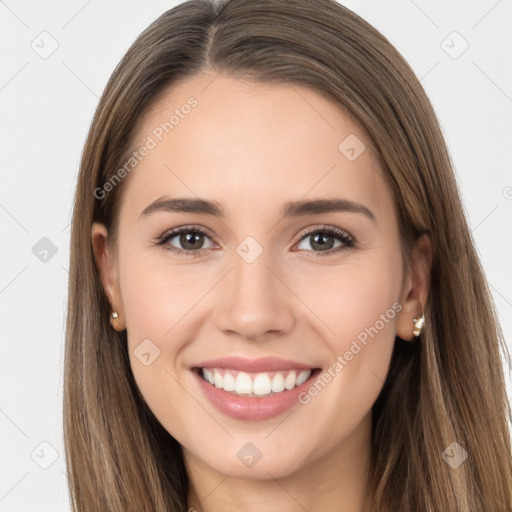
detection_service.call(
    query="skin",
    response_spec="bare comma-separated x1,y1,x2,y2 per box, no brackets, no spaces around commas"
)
92,72,431,512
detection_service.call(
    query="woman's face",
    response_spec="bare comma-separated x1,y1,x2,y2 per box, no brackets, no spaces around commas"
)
93,73,425,480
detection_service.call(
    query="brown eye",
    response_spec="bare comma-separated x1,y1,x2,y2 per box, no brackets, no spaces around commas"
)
157,226,216,255
176,231,206,251
295,226,355,256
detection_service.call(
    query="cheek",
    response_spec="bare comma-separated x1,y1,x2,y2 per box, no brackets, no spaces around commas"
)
289,252,402,344
119,250,211,345
292,264,401,433
287,250,403,405
118,254,208,439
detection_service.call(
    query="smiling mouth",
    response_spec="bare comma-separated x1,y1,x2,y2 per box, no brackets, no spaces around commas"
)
194,367,321,398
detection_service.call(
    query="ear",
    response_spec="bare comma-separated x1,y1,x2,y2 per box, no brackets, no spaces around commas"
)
91,222,125,331
396,233,432,341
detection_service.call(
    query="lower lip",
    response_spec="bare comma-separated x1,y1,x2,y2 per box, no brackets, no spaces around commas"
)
192,368,320,421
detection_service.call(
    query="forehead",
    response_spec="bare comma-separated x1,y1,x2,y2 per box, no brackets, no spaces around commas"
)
119,73,393,222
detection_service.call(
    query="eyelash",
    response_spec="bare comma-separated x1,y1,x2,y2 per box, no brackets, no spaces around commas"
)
154,224,356,258
155,226,356,258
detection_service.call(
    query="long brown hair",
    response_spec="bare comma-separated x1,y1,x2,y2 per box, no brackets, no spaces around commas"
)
64,1,512,510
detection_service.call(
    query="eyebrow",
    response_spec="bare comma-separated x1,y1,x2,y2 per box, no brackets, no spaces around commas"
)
140,196,376,223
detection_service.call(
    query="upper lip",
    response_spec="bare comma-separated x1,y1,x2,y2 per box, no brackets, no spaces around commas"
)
193,356,317,373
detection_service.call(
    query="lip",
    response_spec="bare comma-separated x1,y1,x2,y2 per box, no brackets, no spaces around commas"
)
192,356,316,373
191,365,321,421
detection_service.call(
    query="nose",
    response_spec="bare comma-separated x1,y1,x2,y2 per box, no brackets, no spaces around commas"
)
213,248,296,341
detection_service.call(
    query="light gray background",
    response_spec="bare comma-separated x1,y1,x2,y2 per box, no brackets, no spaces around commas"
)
0,1,511,510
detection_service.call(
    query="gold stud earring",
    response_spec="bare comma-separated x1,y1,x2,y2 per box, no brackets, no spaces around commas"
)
412,315,425,337
110,311,122,330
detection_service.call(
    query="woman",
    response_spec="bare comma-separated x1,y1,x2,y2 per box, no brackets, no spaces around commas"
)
63,0,512,510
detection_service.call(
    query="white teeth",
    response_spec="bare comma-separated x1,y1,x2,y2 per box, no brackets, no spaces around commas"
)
235,372,253,394
284,370,297,390
223,372,235,391
271,373,285,392
200,368,312,397
296,370,310,386
203,368,215,385
253,374,272,396
214,370,223,388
